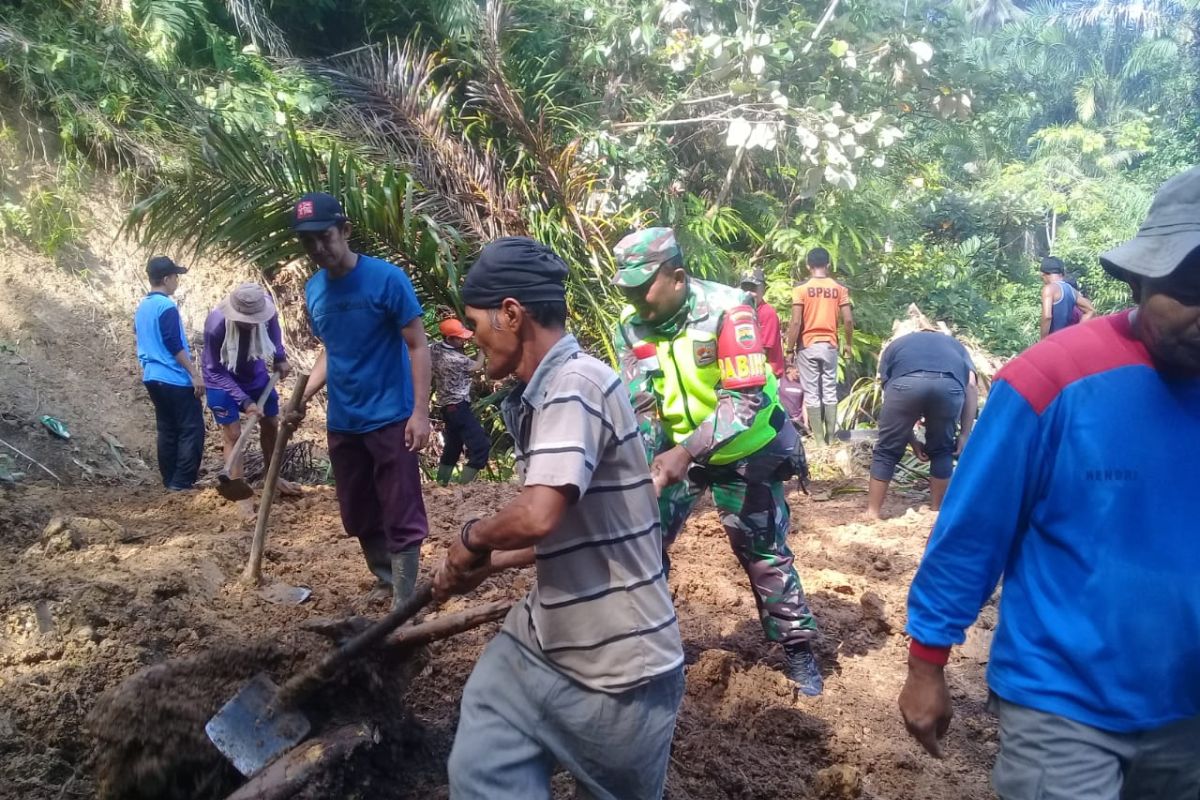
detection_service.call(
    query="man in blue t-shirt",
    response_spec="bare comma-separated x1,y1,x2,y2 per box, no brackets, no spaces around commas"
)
899,168,1200,799
288,193,432,609
133,256,205,490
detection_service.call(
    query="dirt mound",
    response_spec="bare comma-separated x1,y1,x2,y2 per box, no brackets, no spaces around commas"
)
0,479,999,800
89,644,285,800
88,636,430,800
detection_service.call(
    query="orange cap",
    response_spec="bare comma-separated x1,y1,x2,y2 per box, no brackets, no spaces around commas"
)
438,318,473,339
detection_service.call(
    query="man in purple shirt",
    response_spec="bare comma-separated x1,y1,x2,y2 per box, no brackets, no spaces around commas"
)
202,283,299,497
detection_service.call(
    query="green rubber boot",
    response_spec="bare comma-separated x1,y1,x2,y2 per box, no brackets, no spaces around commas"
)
458,466,480,485
391,548,420,611
358,536,392,586
436,464,455,487
806,406,825,446
823,403,839,446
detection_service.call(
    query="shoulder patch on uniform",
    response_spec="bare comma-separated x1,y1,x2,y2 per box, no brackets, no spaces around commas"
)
693,340,717,366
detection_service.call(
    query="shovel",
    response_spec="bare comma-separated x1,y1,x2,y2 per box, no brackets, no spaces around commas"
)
206,580,434,777
217,374,279,502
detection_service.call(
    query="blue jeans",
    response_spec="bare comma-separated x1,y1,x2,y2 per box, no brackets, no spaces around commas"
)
144,380,205,490
449,633,683,800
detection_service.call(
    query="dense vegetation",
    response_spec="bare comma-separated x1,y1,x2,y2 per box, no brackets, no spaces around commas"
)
2,0,1198,368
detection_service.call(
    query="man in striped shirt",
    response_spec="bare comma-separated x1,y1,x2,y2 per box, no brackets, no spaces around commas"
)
434,237,684,800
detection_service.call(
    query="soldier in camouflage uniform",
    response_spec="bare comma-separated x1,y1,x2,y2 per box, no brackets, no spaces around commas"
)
611,227,824,695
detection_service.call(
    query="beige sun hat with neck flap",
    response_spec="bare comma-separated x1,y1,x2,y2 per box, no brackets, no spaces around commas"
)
221,283,275,325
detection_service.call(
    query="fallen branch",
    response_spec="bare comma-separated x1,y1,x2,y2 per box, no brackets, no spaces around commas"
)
801,0,842,54
387,600,512,649
709,143,746,216
0,437,62,483
610,115,735,130
302,600,513,649
223,722,375,800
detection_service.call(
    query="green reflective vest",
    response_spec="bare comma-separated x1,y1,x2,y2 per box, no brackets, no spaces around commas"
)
618,279,783,465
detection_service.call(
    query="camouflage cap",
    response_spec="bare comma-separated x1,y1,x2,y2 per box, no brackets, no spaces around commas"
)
613,227,682,288
738,269,765,288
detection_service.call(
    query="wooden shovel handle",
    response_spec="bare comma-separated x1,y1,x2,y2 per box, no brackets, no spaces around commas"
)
242,373,308,584
277,581,435,707
222,373,279,475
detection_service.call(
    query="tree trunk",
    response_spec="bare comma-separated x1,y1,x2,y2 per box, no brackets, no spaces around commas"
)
223,723,375,800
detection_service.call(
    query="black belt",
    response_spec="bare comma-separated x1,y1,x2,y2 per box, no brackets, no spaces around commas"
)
903,370,956,379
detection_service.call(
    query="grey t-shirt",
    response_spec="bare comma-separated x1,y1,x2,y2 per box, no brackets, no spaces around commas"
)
500,335,684,693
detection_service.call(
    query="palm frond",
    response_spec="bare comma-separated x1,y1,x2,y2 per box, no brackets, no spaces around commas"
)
125,122,466,311
130,0,205,54
1074,82,1097,124
430,0,482,42
223,0,291,57
315,38,523,241
966,0,1026,31
1054,0,1175,35
468,0,566,206
1122,36,1179,81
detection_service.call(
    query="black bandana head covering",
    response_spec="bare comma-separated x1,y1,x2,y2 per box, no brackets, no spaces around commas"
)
461,237,569,308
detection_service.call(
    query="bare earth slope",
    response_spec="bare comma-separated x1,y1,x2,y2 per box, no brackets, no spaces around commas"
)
0,176,318,487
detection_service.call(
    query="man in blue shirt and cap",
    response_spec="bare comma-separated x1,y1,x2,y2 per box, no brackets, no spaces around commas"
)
900,168,1200,799
288,192,432,610
134,256,205,490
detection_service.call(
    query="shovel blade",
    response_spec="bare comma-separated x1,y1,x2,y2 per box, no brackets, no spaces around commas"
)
258,583,313,605
205,673,311,777
217,474,254,502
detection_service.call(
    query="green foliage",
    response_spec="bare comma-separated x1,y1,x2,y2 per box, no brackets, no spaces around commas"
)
839,377,883,430
24,186,84,255
0,143,86,257
2,0,1196,434
132,0,208,60
127,121,468,309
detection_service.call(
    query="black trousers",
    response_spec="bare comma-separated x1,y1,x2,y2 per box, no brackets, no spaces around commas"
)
144,380,205,489
870,372,963,482
440,402,491,470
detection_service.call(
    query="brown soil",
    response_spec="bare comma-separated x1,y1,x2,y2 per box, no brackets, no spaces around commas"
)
0,476,999,800
0,133,1002,800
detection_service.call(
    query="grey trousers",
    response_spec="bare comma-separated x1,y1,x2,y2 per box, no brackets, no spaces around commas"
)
798,342,838,405
449,633,684,800
991,695,1200,800
871,373,963,481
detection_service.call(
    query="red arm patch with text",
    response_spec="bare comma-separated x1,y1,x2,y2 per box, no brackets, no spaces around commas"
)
717,305,768,390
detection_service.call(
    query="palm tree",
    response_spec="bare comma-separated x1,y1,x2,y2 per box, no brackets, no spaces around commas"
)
963,0,1026,31
126,1,628,357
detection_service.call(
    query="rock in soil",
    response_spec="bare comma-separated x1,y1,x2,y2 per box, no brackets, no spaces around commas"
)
814,763,864,799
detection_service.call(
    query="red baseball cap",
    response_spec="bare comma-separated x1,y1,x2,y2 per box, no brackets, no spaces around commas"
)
438,318,473,339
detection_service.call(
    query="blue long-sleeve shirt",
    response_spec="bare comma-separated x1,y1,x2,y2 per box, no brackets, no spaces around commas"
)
907,311,1200,733
134,291,192,386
